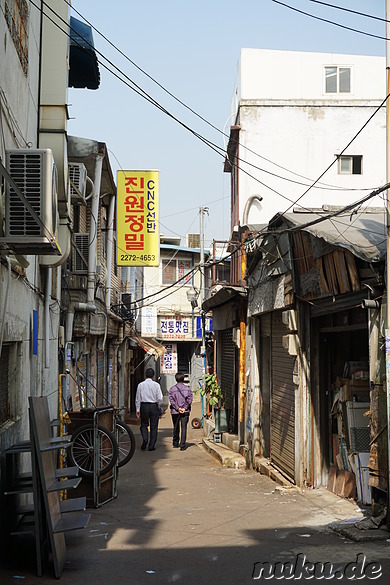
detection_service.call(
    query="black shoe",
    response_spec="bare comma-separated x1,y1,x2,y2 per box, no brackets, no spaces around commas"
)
148,447,156,451
180,445,186,451
173,443,179,448
141,441,147,451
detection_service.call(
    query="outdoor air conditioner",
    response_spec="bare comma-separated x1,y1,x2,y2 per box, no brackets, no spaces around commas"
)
4,149,60,254
68,162,87,204
73,232,89,273
186,233,200,248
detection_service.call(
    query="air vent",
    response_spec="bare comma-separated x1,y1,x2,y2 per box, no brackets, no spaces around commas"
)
68,162,87,204
2,149,60,254
186,233,200,248
73,232,89,273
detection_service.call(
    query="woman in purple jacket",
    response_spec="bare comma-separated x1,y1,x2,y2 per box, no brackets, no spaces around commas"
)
168,372,194,451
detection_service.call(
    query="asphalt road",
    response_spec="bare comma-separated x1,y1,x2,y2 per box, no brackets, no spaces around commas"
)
1,410,390,584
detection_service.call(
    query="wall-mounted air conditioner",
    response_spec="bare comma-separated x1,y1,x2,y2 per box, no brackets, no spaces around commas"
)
73,232,89,273
2,149,60,254
68,162,87,204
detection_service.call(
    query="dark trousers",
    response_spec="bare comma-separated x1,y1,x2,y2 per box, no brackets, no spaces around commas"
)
140,402,160,449
171,413,190,447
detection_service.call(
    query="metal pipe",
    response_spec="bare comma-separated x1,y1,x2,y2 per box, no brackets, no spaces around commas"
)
105,193,115,311
361,299,380,310
0,257,11,358
238,245,247,423
87,153,104,304
386,0,390,530
44,267,51,368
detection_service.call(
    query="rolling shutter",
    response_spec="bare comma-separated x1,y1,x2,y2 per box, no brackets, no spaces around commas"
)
220,329,236,429
271,312,296,481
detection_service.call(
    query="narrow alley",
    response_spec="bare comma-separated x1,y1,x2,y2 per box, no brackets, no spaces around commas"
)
1,413,390,585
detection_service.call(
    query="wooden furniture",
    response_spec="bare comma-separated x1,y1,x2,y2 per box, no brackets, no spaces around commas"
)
1,396,90,578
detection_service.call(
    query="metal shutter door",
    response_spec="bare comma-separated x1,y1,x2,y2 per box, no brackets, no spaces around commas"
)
220,329,235,415
271,312,296,481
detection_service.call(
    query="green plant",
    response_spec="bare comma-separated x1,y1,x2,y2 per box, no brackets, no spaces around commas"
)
201,373,224,408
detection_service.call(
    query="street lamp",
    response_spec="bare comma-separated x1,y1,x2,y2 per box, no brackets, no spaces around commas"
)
186,287,199,338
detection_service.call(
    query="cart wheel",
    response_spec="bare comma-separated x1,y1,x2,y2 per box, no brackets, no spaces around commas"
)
69,424,119,478
116,421,136,467
191,417,202,429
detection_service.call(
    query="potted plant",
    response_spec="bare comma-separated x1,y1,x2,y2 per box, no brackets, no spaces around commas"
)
201,374,231,433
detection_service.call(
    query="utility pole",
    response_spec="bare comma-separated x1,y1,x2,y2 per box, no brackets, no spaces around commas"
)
199,206,209,311
386,0,390,530
199,206,209,370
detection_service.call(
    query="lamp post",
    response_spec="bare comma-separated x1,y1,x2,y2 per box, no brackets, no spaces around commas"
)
186,287,199,339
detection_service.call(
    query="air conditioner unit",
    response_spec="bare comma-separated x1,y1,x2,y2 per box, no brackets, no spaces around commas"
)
68,162,87,204
3,149,60,254
186,233,200,248
73,232,89,273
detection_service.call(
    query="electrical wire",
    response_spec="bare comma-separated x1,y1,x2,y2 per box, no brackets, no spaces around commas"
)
34,0,387,224
63,0,377,196
272,93,390,224
305,0,388,24
271,0,390,42
30,0,390,271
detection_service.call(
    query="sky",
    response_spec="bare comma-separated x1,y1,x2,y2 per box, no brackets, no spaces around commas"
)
67,0,386,248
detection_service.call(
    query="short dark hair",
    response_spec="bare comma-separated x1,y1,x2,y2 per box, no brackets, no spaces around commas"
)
175,372,185,383
145,368,155,379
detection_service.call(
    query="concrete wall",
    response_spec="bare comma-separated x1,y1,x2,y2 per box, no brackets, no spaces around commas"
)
230,49,386,228
0,3,64,451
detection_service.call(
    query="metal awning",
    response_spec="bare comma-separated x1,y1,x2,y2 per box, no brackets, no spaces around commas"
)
276,210,386,263
68,17,100,90
133,336,166,360
202,286,247,312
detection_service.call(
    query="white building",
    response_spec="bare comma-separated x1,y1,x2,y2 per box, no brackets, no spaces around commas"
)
225,48,386,233
140,236,204,406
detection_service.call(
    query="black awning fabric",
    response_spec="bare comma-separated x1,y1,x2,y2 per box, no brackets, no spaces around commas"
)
69,17,100,90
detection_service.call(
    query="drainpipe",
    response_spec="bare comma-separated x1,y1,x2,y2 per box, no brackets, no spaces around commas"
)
105,193,115,311
238,244,247,424
44,267,51,368
87,153,104,304
0,257,11,359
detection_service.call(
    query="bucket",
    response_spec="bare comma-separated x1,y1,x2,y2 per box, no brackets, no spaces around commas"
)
214,408,231,433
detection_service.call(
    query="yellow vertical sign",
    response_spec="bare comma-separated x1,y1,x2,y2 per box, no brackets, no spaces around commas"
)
117,170,159,266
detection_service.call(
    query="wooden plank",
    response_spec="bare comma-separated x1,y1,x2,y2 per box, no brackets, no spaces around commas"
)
332,249,350,294
323,253,339,294
316,257,330,295
344,250,360,291
301,231,315,269
293,233,308,275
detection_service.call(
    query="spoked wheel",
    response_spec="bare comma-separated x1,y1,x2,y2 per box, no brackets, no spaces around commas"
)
191,417,203,429
116,421,136,468
69,424,119,478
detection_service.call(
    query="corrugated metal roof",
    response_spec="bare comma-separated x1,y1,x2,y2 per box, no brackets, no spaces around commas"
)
278,210,386,263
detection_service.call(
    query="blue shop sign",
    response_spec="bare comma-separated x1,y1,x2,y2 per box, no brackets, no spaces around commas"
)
196,317,213,338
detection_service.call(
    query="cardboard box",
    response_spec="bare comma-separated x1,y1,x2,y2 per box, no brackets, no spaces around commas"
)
342,380,370,402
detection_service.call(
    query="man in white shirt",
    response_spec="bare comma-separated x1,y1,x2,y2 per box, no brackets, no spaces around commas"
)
136,368,163,451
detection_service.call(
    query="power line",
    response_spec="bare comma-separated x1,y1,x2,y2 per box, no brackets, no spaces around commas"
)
272,0,390,42
272,92,390,225
63,0,373,195
34,1,388,241
306,0,388,24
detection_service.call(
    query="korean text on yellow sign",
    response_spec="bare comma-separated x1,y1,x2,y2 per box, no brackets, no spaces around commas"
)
117,170,159,266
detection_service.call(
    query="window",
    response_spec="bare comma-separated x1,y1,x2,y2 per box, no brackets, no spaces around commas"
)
162,258,192,285
325,66,351,94
338,155,362,175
